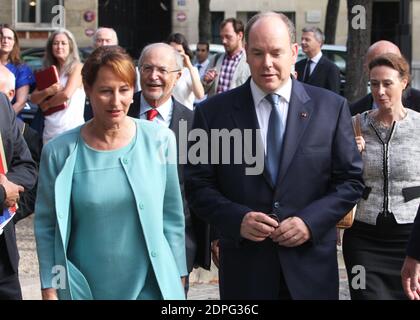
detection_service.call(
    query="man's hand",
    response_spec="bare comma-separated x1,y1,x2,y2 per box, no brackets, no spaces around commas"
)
211,240,220,268
203,68,217,84
401,256,420,300
240,211,278,242
41,288,58,300
0,174,24,207
270,216,311,247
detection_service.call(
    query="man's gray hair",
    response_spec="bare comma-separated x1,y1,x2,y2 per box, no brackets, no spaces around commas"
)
138,43,183,70
302,26,324,44
93,27,119,45
245,12,296,44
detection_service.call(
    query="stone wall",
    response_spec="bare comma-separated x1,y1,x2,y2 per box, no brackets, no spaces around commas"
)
0,0,97,48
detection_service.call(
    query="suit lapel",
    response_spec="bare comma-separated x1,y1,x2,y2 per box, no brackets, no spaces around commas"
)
230,81,273,188
169,99,183,132
169,98,188,165
276,80,313,187
128,91,141,118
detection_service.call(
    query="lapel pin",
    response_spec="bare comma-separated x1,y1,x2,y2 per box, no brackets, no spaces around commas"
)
300,112,308,118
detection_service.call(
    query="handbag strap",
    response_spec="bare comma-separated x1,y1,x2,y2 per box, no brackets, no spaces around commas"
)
352,113,362,138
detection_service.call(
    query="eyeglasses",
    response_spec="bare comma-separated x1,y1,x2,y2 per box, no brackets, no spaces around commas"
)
140,64,181,76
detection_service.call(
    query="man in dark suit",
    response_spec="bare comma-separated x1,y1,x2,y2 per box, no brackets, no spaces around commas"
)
295,27,341,94
401,205,420,300
185,12,364,300
350,40,420,115
128,43,201,294
0,65,42,224
0,92,37,299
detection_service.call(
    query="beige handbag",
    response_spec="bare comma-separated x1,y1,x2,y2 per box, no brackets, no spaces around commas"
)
336,114,361,229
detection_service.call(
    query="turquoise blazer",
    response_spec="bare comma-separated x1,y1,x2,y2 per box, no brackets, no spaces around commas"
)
35,119,187,300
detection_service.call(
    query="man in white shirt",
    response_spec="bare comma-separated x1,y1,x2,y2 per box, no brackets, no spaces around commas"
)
194,42,210,78
194,42,210,104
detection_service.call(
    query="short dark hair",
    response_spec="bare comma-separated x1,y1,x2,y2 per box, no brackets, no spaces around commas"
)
220,18,244,34
368,53,411,84
302,26,324,44
166,32,194,60
197,41,209,51
245,12,296,44
82,45,136,89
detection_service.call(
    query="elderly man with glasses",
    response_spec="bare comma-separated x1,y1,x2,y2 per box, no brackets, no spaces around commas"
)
128,43,205,297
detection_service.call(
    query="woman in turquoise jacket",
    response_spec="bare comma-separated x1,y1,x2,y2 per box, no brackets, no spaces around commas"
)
34,46,187,300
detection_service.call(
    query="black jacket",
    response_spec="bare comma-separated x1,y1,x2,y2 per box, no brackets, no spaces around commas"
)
0,93,37,277
13,119,42,223
296,55,341,94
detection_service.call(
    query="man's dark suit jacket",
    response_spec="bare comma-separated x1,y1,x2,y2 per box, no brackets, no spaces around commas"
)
128,92,204,272
349,87,420,115
407,205,420,261
185,79,364,299
296,55,341,94
13,119,42,223
0,93,37,279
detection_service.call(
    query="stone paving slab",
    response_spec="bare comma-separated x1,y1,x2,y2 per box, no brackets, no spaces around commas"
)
16,216,349,300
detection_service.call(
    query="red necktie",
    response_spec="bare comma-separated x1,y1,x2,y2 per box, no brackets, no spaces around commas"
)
147,109,159,121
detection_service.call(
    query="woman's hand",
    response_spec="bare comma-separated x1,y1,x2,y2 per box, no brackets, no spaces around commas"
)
355,136,365,153
47,83,62,96
41,288,58,300
30,82,62,105
39,100,50,112
180,52,192,69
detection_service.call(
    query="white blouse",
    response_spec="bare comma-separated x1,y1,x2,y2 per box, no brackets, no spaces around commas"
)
43,73,85,144
172,66,200,110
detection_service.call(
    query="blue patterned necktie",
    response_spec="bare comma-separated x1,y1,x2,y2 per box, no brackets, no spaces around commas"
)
265,93,283,185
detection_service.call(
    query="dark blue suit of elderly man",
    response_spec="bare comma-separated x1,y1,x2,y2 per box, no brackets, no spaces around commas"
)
185,12,364,300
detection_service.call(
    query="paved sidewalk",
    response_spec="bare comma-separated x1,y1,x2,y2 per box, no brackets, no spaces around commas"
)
187,248,350,300
16,216,350,300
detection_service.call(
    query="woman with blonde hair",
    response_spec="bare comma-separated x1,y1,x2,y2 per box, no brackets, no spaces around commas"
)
31,29,85,144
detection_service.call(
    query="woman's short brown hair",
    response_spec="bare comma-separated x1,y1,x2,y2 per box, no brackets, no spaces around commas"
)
368,53,411,84
82,45,135,89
